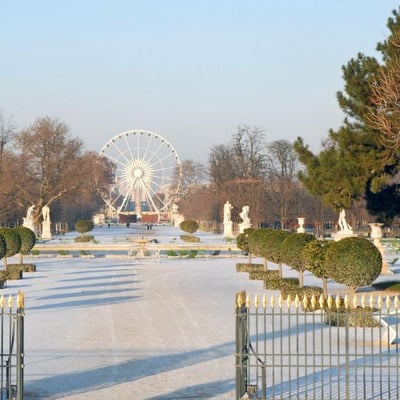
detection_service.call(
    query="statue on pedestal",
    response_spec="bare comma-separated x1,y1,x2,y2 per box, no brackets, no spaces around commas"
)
23,205,36,233
239,205,251,234
41,205,52,240
333,209,354,241
223,201,233,238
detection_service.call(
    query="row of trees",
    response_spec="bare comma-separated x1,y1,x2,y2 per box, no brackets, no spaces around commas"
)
238,228,382,297
0,115,114,230
175,7,400,232
3,8,400,231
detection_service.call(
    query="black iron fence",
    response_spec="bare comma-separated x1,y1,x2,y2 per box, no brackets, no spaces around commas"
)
235,291,400,400
0,292,24,400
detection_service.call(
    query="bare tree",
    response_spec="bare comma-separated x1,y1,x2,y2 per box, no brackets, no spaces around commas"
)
0,109,15,161
13,117,113,228
265,140,300,228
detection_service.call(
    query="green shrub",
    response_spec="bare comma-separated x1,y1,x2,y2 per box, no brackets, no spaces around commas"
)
188,250,197,258
236,228,255,254
6,265,23,280
325,307,380,327
167,250,178,256
13,226,36,263
179,220,199,235
280,233,315,287
0,228,21,270
325,237,382,291
265,277,299,291
180,235,200,242
249,269,279,281
74,235,94,243
75,220,94,236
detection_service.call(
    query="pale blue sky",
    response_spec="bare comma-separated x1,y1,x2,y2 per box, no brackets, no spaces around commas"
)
1,1,399,162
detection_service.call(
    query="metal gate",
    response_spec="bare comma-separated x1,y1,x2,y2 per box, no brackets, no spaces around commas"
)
235,291,400,400
0,292,24,400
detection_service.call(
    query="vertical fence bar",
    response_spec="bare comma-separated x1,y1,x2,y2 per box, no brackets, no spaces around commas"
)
16,292,24,400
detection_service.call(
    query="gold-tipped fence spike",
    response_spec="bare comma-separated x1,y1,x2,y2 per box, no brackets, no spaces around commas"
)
327,294,333,310
0,295,4,309
335,294,341,309
286,294,292,308
311,294,316,309
254,294,259,308
361,294,366,309
378,295,382,309
369,294,375,309
278,294,283,309
7,295,13,309
344,295,349,309
271,295,275,308
262,294,267,308
294,294,300,308
303,295,308,309
246,294,251,308
395,296,399,309
386,296,391,310
352,294,358,309
319,294,325,309
17,291,24,309
236,292,245,308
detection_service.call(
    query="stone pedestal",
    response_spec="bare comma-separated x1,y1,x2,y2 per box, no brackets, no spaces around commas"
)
41,220,52,240
297,217,305,233
369,223,388,274
223,221,233,238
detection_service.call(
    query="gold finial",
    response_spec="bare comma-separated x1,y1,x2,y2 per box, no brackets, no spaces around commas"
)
344,295,349,309
294,294,300,309
311,294,316,309
246,294,251,308
0,295,5,309
278,294,283,309
303,295,308,309
335,294,341,309
327,294,333,310
386,296,391,310
352,295,358,309
262,294,267,308
286,294,292,308
319,294,325,309
377,295,382,309
17,291,24,309
361,294,366,309
271,295,275,308
395,296,399,309
254,294,259,308
236,291,245,308
7,295,13,309
369,294,374,309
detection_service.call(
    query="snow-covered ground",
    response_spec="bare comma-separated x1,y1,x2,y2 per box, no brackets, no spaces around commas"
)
4,225,400,399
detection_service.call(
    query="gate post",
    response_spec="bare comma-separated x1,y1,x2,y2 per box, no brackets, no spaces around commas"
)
235,291,248,400
15,292,24,400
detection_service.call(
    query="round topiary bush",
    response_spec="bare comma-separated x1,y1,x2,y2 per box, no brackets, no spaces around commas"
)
75,220,94,236
0,228,21,269
13,226,36,263
179,220,199,235
325,237,382,292
280,233,316,287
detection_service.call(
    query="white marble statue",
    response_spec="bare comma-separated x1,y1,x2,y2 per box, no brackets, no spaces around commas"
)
223,201,233,223
42,205,50,222
239,205,251,233
23,205,36,233
223,201,233,238
338,209,352,232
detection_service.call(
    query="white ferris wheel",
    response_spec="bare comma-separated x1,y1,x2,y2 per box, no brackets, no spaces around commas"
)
99,130,182,219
